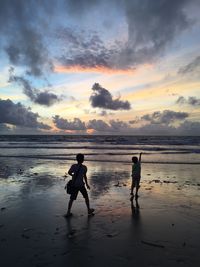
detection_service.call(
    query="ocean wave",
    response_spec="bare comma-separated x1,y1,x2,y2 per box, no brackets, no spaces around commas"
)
0,155,199,165
0,145,199,153
0,135,200,146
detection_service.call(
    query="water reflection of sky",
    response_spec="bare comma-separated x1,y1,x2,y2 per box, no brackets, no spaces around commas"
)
1,150,200,267
1,157,200,209
89,169,130,198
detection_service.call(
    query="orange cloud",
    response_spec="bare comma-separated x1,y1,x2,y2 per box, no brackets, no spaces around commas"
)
54,65,135,75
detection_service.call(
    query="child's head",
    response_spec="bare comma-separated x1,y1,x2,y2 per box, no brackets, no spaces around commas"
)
132,156,138,164
76,153,84,163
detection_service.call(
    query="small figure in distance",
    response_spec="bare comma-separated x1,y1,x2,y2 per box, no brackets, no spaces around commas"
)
130,152,142,200
65,153,94,217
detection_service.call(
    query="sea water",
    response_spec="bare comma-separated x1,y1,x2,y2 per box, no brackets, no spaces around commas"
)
0,135,199,164
0,135,200,203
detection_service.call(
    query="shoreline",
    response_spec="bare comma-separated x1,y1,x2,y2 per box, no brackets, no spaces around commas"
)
1,154,200,165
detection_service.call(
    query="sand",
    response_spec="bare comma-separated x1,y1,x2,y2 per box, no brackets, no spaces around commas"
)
0,159,200,267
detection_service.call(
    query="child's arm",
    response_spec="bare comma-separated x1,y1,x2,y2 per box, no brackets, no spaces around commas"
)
68,165,74,176
83,167,90,189
139,152,142,163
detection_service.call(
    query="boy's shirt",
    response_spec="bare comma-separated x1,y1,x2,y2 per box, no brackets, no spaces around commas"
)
132,162,141,178
68,164,87,187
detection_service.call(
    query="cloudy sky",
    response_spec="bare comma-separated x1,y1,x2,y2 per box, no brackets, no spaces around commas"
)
0,0,200,135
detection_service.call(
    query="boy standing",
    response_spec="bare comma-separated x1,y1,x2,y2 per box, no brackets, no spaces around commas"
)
65,153,94,217
131,152,142,199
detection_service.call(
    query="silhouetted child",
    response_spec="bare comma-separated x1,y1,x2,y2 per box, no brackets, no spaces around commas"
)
65,153,94,217
131,152,142,199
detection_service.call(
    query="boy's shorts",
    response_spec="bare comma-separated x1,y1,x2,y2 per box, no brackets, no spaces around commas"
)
70,185,88,200
132,176,141,187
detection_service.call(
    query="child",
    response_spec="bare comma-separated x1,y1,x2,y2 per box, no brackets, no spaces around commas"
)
65,153,94,217
131,152,142,199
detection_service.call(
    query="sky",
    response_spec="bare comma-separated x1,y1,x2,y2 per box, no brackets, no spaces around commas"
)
0,0,200,135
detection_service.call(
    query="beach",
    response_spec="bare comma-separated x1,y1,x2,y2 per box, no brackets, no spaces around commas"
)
0,136,200,267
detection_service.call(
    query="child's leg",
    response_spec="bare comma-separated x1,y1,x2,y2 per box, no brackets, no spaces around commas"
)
135,186,139,197
85,196,95,214
67,199,73,214
66,189,78,216
80,187,94,214
131,179,135,195
135,179,140,197
85,195,90,210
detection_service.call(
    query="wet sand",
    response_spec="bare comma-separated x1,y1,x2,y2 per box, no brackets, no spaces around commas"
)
0,159,200,267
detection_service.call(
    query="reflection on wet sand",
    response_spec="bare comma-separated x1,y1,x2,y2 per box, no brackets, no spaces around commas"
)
131,197,140,219
90,169,130,198
20,174,56,196
0,159,65,208
0,156,200,267
130,197,142,239
0,158,35,179
64,215,95,266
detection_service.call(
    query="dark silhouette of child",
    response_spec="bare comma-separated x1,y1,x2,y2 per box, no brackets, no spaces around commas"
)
65,153,94,217
130,152,142,199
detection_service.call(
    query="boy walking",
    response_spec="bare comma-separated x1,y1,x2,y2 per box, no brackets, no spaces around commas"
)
131,152,142,199
65,153,94,217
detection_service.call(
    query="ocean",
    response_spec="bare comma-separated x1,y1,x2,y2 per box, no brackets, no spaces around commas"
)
0,135,199,164
0,135,200,196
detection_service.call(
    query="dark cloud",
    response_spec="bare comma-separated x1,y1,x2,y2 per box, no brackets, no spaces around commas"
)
87,118,200,135
59,0,195,70
0,98,51,129
0,1,197,72
109,119,131,131
51,114,200,135
141,110,189,125
135,123,177,135
5,28,53,77
178,56,200,75
87,119,111,132
57,28,115,69
90,83,131,110
176,96,200,106
59,51,111,69
9,69,61,106
129,118,139,124
53,115,86,131
81,118,131,133
57,28,106,53
136,121,200,136
87,119,132,133
118,0,192,68
0,1,54,77
67,0,101,14
186,97,200,106
176,96,185,104
177,120,200,135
